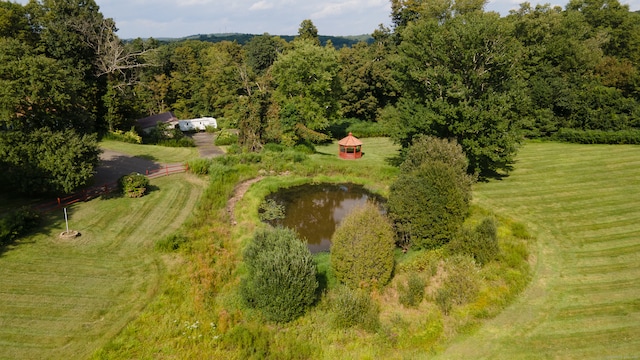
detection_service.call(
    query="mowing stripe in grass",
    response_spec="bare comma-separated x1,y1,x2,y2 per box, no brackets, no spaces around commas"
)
437,142,640,359
0,174,204,360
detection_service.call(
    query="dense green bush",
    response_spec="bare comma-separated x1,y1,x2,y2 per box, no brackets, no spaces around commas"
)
0,207,40,246
553,128,640,144
388,161,471,249
240,227,318,323
398,272,426,308
327,118,388,139
157,137,195,147
215,130,239,146
0,128,100,194
103,128,142,144
118,172,149,198
447,217,499,265
331,202,395,289
388,136,473,250
330,286,380,331
187,158,214,175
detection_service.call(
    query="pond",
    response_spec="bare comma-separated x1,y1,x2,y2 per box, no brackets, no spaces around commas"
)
264,183,385,253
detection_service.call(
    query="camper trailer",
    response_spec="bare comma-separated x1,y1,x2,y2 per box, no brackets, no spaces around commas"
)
178,117,217,132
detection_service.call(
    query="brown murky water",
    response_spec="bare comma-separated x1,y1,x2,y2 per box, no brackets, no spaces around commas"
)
265,183,384,253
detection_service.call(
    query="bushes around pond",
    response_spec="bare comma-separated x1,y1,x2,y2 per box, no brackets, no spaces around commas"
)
331,201,395,289
240,227,318,323
97,138,534,359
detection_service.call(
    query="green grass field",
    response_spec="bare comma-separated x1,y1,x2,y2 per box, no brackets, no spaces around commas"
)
2,140,639,358
100,139,200,163
0,174,204,360
438,142,640,359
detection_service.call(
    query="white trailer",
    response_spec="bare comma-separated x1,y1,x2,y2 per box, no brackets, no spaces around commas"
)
178,117,217,132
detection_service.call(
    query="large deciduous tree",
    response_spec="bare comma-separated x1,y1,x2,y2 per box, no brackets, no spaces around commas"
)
386,7,526,176
271,39,342,145
0,128,100,195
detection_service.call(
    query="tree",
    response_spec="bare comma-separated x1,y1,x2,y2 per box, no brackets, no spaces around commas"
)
240,227,318,323
338,40,398,122
0,38,94,133
244,33,288,74
331,202,395,289
388,8,526,176
297,19,320,45
0,128,100,195
201,41,249,121
271,39,342,144
387,136,473,250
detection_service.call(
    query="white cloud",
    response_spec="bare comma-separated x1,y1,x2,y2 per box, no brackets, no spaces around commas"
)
250,1,275,11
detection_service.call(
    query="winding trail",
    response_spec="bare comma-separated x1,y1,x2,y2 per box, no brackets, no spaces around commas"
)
226,177,264,225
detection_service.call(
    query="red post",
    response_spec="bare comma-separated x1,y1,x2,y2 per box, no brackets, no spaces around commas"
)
166,165,169,176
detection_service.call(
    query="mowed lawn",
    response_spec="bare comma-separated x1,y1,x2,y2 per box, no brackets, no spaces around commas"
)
438,142,640,359
0,174,204,360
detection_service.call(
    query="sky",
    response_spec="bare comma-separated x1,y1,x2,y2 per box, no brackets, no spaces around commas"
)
14,0,640,39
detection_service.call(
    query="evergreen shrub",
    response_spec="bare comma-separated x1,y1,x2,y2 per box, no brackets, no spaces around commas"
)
388,136,474,250
331,202,395,289
240,227,318,323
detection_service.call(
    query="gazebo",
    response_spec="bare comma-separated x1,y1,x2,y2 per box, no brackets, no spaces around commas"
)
338,132,363,159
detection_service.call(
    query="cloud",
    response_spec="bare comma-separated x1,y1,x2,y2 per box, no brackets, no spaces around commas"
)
250,1,275,11
311,0,388,18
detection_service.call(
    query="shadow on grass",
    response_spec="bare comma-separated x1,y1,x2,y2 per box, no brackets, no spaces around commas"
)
0,206,68,258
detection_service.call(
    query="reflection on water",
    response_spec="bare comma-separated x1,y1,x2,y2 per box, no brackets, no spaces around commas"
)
265,183,384,253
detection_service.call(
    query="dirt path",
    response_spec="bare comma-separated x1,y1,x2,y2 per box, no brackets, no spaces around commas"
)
226,177,264,225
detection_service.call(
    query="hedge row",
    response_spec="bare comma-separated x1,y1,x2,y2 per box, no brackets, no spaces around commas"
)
553,128,640,144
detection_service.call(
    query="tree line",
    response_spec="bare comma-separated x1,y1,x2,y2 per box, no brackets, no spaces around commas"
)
1,0,639,194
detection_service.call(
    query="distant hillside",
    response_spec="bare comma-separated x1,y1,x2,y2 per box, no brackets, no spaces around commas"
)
151,33,373,48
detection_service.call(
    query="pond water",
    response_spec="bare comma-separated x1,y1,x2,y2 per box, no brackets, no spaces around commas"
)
265,183,384,253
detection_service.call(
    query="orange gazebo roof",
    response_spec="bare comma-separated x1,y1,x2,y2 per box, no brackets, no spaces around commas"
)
338,132,363,146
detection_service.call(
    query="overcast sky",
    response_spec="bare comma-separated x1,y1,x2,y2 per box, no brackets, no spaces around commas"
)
15,0,640,39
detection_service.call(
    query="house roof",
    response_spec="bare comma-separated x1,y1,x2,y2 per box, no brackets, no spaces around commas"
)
338,132,363,146
136,112,178,129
